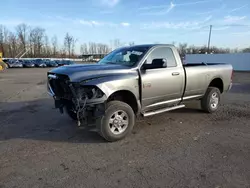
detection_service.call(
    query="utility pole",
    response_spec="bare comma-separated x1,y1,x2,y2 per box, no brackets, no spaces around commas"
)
207,25,212,54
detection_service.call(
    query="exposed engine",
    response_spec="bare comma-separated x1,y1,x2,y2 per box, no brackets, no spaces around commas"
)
47,73,107,126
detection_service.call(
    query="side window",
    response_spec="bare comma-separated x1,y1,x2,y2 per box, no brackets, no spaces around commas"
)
146,47,177,67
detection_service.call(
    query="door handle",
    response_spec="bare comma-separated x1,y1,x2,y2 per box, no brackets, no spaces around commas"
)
172,72,180,76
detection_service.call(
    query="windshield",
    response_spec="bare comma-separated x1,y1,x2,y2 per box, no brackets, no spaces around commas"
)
98,46,150,67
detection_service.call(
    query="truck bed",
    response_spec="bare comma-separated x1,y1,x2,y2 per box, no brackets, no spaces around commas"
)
182,63,233,99
183,63,224,67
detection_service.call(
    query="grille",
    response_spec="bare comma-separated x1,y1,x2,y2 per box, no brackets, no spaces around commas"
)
48,74,72,99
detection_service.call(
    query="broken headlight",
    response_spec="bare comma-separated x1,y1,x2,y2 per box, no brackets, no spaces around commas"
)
77,86,104,100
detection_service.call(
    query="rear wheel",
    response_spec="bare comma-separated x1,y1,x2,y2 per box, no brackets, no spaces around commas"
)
201,87,221,113
97,101,135,142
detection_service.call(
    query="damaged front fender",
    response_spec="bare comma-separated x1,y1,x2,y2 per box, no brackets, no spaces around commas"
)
67,83,107,126
70,83,107,106
48,72,139,126
79,74,140,100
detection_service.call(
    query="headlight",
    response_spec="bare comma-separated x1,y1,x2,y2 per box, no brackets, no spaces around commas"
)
77,86,104,100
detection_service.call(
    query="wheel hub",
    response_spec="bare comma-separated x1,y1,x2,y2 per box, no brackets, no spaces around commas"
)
210,92,219,109
109,110,129,135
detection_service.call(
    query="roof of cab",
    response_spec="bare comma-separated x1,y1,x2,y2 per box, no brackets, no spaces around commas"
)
127,44,175,49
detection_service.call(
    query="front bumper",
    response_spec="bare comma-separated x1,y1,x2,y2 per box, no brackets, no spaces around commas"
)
47,75,107,124
47,74,107,106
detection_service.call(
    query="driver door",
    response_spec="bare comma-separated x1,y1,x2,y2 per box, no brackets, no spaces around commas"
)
140,46,185,112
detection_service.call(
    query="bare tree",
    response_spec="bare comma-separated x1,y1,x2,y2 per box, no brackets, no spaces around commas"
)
64,33,76,58
96,43,102,54
3,28,11,57
85,42,110,55
242,47,250,53
178,43,188,57
30,27,45,57
43,35,51,57
231,48,239,53
51,35,58,57
110,39,122,50
93,42,97,54
8,32,18,57
0,25,5,56
16,23,29,55
88,42,97,54
113,39,121,49
0,25,11,57
129,42,135,46
80,43,88,54
59,47,67,58
99,43,110,54
71,38,77,57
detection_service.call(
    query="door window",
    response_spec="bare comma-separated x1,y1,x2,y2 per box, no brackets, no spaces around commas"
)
145,47,177,67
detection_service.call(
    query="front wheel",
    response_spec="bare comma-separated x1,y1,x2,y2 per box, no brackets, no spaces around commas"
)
97,101,135,142
201,87,221,113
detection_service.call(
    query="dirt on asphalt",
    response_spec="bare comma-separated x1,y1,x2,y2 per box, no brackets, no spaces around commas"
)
0,68,250,188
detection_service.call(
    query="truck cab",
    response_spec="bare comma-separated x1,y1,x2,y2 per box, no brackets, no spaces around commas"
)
138,45,186,112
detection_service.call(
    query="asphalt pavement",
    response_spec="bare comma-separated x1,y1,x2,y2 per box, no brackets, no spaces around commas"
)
0,68,250,188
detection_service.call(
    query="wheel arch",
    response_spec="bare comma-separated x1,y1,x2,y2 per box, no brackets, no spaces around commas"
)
208,77,224,93
107,90,139,115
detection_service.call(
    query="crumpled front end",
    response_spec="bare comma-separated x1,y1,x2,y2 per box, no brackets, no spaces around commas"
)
47,72,107,126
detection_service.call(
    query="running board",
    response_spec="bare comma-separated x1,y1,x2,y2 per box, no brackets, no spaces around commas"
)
143,104,185,117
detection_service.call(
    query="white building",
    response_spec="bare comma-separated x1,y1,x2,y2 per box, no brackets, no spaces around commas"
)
186,53,250,71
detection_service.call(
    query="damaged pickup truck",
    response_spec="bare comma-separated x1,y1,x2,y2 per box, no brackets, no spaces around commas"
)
47,44,233,142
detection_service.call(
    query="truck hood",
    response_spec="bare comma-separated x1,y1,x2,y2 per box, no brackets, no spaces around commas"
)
48,63,135,82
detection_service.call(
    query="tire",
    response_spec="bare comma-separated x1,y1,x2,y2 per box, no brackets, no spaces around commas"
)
97,101,135,142
201,87,221,113
66,105,77,120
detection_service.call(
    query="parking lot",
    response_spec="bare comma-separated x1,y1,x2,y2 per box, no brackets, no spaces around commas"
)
0,68,250,188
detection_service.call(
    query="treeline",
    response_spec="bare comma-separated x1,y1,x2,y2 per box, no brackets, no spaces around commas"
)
0,24,77,58
0,23,250,58
176,43,250,57
0,23,115,58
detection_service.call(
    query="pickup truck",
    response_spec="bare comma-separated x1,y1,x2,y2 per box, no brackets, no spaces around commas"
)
47,44,233,142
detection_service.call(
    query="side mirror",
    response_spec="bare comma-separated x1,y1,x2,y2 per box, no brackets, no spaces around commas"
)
141,58,167,70
141,63,150,70
151,58,167,68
